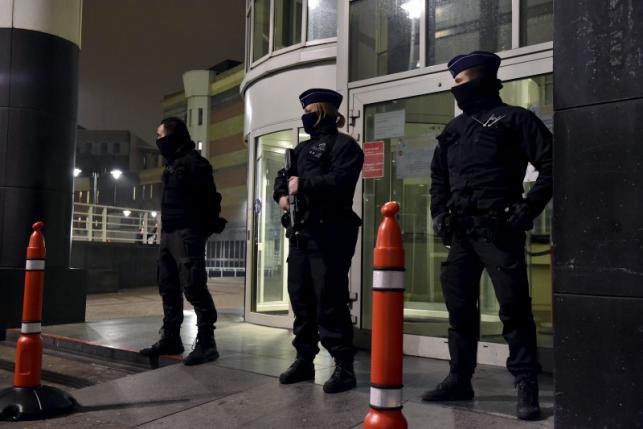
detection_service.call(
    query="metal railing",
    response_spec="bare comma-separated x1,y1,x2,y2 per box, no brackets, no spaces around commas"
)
72,202,247,277
205,226,246,278
72,203,160,244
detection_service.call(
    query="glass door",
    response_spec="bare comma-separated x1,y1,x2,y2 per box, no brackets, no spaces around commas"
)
253,130,296,314
350,57,554,364
361,90,459,338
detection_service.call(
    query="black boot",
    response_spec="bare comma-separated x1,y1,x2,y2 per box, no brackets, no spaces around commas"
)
279,358,315,384
421,373,474,402
323,360,356,394
183,332,219,366
516,378,541,421
139,331,184,356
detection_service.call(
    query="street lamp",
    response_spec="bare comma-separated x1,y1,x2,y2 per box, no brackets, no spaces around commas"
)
401,0,423,19
150,211,158,218
73,168,82,177
110,169,123,206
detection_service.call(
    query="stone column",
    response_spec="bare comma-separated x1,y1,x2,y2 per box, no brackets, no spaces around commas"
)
0,0,85,327
554,1,643,427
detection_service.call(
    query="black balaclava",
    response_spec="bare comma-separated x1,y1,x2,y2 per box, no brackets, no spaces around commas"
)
451,73,503,115
156,134,195,162
301,112,337,135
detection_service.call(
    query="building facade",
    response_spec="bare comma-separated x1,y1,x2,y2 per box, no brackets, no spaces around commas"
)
241,0,554,368
73,129,160,209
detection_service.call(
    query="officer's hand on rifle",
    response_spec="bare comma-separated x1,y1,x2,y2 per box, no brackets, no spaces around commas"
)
288,176,299,195
279,196,289,211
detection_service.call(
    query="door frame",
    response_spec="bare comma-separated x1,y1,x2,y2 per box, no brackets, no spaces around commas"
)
347,49,553,366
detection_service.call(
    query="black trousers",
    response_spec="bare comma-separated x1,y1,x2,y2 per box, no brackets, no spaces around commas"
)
158,228,217,335
287,222,359,363
441,229,540,381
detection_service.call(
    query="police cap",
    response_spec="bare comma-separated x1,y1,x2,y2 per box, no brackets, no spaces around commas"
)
299,88,343,109
447,51,501,77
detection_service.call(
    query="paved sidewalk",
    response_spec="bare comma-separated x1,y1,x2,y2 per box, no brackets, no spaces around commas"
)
0,281,554,428
1,359,553,429
84,278,244,322
0,315,553,428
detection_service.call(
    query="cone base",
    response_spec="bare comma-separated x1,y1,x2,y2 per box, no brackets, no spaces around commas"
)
0,385,77,421
364,408,408,429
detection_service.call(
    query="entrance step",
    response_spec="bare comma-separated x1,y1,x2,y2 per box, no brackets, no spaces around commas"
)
4,329,181,370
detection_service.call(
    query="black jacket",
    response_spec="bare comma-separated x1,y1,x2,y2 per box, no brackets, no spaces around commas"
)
161,141,221,232
273,125,364,227
430,103,552,218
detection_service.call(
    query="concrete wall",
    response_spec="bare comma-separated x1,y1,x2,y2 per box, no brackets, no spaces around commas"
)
71,241,159,293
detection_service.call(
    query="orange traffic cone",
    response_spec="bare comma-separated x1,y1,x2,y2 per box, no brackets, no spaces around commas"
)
364,202,408,429
0,222,77,421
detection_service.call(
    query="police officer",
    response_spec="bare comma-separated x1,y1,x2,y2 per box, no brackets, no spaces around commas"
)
140,117,225,366
424,52,552,421
273,88,364,393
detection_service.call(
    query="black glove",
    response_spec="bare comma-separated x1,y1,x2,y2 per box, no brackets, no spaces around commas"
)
272,169,288,203
432,212,453,246
505,202,534,231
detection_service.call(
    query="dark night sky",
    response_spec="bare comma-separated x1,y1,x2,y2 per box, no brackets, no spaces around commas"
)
78,0,246,141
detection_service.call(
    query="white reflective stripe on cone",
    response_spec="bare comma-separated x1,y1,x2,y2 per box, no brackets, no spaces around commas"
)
21,322,42,334
372,270,404,290
370,387,403,409
25,260,45,271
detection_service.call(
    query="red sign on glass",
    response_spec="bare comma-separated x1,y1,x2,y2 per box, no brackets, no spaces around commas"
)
363,140,385,179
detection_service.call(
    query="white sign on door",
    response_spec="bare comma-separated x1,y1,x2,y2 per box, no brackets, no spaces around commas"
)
374,110,406,140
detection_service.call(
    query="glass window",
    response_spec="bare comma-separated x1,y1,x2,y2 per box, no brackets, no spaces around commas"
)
427,0,512,66
253,0,271,61
252,130,296,315
246,11,252,69
274,0,303,50
350,0,422,82
198,108,203,126
308,0,337,40
520,0,553,46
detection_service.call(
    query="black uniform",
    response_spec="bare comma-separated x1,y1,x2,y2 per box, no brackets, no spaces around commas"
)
158,141,221,336
430,102,552,381
273,124,364,363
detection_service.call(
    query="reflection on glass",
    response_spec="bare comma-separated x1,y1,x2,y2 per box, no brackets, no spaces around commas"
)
350,0,422,81
362,74,553,346
362,92,454,336
499,74,554,347
253,130,295,315
253,0,271,61
308,0,338,40
520,0,553,46
274,0,303,50
427,0,512,66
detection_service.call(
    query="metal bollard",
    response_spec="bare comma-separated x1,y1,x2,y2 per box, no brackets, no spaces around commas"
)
0,222,77,421
364,202,408,429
